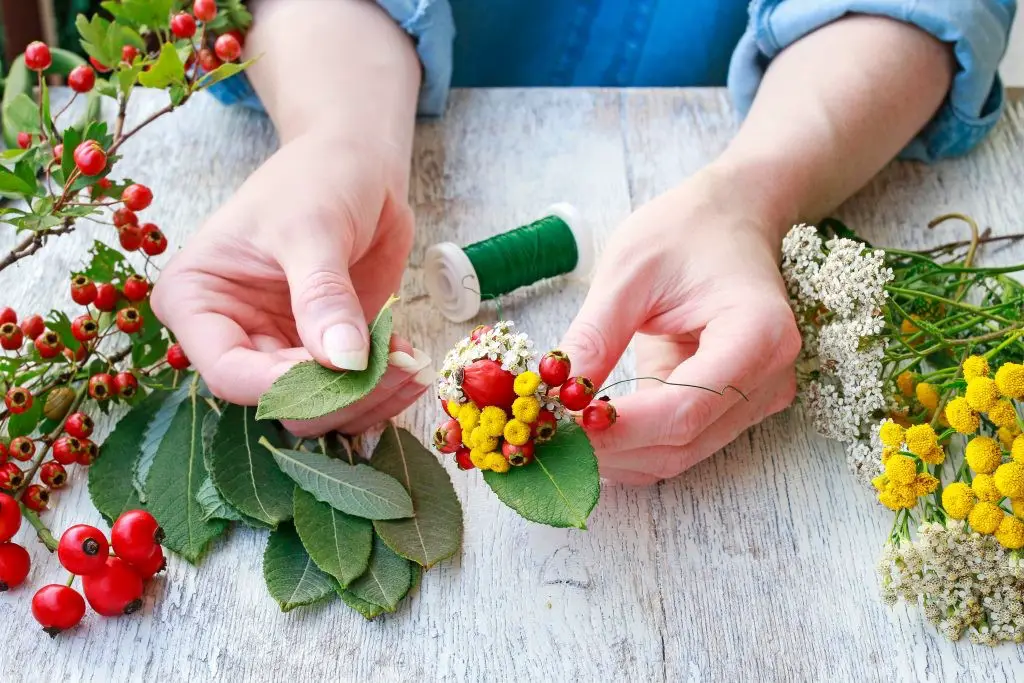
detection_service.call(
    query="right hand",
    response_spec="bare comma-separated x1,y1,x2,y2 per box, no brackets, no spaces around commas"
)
151,129,433,436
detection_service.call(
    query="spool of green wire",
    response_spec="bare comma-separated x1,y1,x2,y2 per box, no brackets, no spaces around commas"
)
425,203,593,322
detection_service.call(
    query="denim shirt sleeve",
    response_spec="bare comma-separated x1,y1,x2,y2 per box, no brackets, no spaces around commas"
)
206,0,455,117
727,0,1017,162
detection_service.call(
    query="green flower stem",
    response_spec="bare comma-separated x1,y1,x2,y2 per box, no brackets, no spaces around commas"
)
65,572,75,587
19,503,57,552
887,287,1016,325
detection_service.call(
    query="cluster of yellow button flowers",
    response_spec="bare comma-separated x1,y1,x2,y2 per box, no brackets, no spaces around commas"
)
876,356,1024,550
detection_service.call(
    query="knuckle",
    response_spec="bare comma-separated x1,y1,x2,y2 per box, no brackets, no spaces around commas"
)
293,269,358,311
564,319,613,369
667,397,716,445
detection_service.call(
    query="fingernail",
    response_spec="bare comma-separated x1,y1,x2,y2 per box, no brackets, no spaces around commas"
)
413,366,436,386
388,351,419,371
411,348,432,369
323,324,369,371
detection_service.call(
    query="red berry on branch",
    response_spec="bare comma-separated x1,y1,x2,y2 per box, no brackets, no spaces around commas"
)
0,322,23,350
34,330,65,359
88,374,114,401
64,412,94,439
121,45,139,64
113,371,138,398
32,584,86,637
502,439,535,467
226,29,246,46
112,207,137,228
0,493,20,541
432,419,462,453
123,274,149,302
0,441,6,465
0,541,31,590
170,12,197,38
93,284,118,312
52,436,81,466
24,484,49,512
454,447,474,470
92,178,113,197
121,184,152,211
5,387,33,415
559,377,596,411
24,41,52,71
111,510,163,565
118,224,144,251
89,56,110,73
40,461,67,489
582,398,617,432
73,140,107,176
532,409,558,443
52,143,63,162
58,524,110,575
0,308,16,325
539,351,572,388
116,307,143,334
63,345,87,363
0,463,24,491
67,64,96,93
83,556,145,616
458,358,517,409
70,275,97,306
19,314,43,339
470,324,492,342
129,545,166,580
71,315,98,342
166,343,190,370
17,132,32,149
9,437,35,462
76,440,99,466
197,48,221,72
193,0,217,22
141,225,167,255
214,33,242,62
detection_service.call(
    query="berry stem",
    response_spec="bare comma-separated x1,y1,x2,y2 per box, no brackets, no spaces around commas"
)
19,502,58,552
109,100,185,156
36,71,48,143
51,91,79,126
13,382,87,501
113,91,130,140
65,572,76,587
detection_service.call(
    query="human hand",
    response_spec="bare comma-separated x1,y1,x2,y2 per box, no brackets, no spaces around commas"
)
151,130,433,436
559,168,802,485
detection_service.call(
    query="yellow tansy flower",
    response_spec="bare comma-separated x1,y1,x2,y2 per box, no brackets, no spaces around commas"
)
470,426,498,453
995,362,1024,400
900,318,919,335
913,473,939,497
1012,499,1024,518
994,462,1024,499
457,401,480,434
879,420,906,448
503,419,531,446
1013,436,1024,464
469,448,491,470
479,406,508,438
941,482,976,520
446,400,462,419
968,501,1005,535
995,515,1024,550
904,424,937,456
896,371,915,398
971,473,1002,503
999,426,1021,450
881,447,897,465
513,371,541,397
965,377,1000,412
919,445,945,466
512,396,541,424
916,382,939,411
962,355,990,381
884,454,917,486
944,397,979,434
485,452,510,473
965,436,1003,474
987,400,1019,430
871,474,888,492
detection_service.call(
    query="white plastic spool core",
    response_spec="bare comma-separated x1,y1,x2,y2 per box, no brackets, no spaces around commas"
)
424,202,593,323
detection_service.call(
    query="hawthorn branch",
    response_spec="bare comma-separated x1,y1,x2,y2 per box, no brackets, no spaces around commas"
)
0,218,75,274
113,91,130,140
109,97,186,156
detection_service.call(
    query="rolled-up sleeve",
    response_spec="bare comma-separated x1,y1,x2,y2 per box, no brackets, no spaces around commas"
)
727,0,1017,162
207,0,455,117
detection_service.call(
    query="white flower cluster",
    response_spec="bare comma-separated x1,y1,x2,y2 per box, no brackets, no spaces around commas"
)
437,321,536,403
781,225,894,472
845,420,885,488
878,522,1024,645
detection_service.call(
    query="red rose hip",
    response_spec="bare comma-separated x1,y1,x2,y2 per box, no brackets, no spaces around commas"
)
532,409,558,443
73,140,106,176
194,0,217,21
502,440,535,466
4,387,32,414
17,132,32,149
111,510,163,565
67,64,96,93
539,350,571,387
70,275,97,305
58,524,110,575
9,437,35,462
89,374,114,401
112,207,137,228
82,556,144,616
89,56,110,73
32,584,86,636
141,225,168,255
64,412,94,439
24,41,51,71
52,436,81,465
559,377,596,411
34,330,64,359
40,461,67,489
458,358,517,409
118,223,144,251
129,545,166,580
76,440,99,466
23,484,49,512
0,493,21,542
71,314,98,342
93,283,118,312
170,12,197,38
19,314,43,340
582,398,617,432
113,371,139,398
0,323,22,350
214,33,242,62
433,419,463,453
121,184,152,211
121,45,139,64
166,343,190,370
123,274,149,302
0,542,31,590
454,447,474,470
116,307,143,334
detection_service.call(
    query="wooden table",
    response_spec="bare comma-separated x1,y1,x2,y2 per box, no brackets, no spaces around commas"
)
1,88,1023,682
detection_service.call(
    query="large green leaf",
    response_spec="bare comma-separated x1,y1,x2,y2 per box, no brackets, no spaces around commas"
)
88,392,166,525
144,379,227,563
196,478,245,523
262,439,413,520
482,422,599,529
4,93,40,134
263,522,337,612
0,165,35,196
370,424,462,567
138,43,185,89
133,380,190,501
345,535,413,612
195,60,254,90
256,302,393,420
338,589,387,620
293,488,371,588
207,405,293,528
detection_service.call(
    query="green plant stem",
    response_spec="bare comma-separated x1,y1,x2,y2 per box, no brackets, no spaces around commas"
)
65,573,75,587
887,287,1016,325
19,503,58,552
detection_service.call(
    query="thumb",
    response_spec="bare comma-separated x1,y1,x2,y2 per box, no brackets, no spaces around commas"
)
281,233,369,371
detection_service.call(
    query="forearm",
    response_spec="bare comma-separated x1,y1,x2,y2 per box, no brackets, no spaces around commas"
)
244,0,421,152
715,15,955,242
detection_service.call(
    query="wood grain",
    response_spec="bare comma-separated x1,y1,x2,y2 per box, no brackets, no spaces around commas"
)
0,88,1021,682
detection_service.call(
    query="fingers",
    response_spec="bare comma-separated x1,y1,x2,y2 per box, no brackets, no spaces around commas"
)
338,377,431,435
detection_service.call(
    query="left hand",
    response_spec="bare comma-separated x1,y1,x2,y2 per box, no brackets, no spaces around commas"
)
558,168,802,485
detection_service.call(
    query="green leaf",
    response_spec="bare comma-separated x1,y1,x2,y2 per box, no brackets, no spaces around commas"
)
133,380,190,501
370,424,462,567
345,535,413,612
207,405,294,527
100,0,174,31
4,93,40,134
196,478,245,523
0,165,36,196
338,589,387,620
195,60,252,89
205,0,253,32
293,488,371,588
76,14,115,67
117,64,144,97
60,126,82,183
263,521,337,612
263,439,413,520
89,392,166,525
80,240,126,284
482,422,599,529
144,379,227,563
256,301,394,420
138,43,185,89
7,396,43,438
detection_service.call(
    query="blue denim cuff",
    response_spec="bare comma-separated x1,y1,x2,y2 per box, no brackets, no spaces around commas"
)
207,0,455,117
728,0,1017,162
